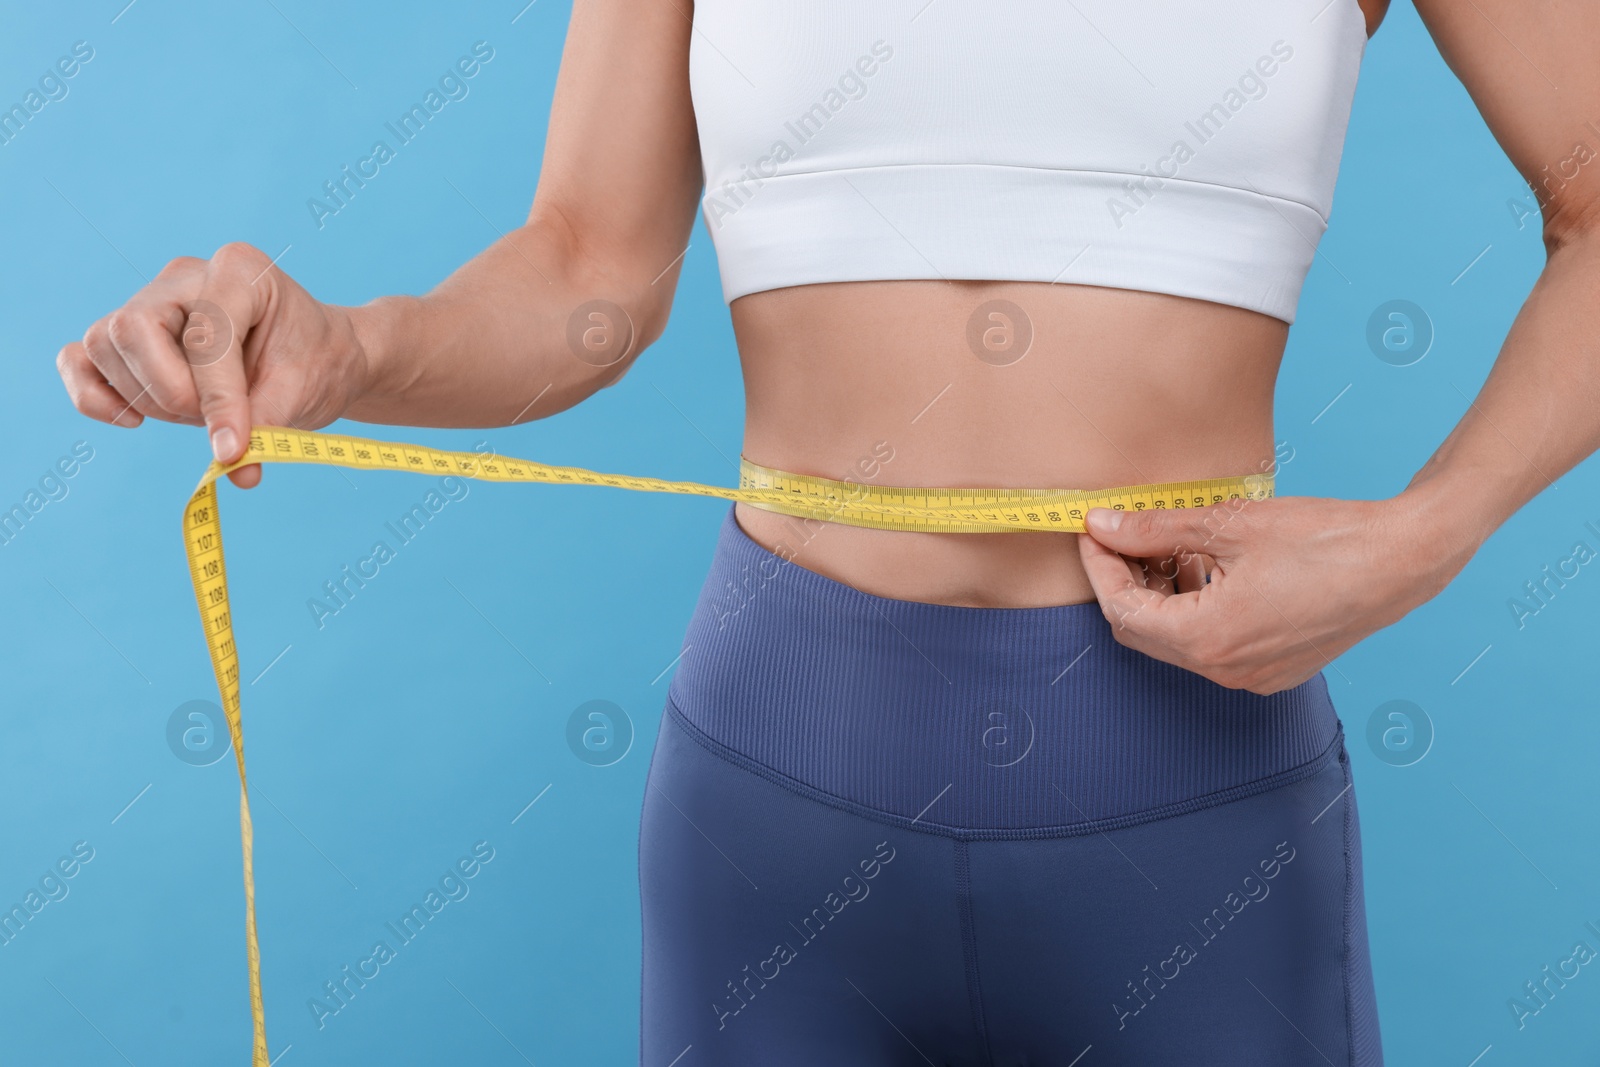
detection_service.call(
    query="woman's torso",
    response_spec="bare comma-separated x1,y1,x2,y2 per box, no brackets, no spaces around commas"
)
691,0,1384,607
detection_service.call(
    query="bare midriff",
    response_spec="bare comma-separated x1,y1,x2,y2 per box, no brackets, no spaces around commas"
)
730,279,1289,608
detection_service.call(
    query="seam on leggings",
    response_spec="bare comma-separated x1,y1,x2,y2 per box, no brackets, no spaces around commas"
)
664,696,1345,841
638,734,654,1067
1341,747,1356,1066
954,840,996,1067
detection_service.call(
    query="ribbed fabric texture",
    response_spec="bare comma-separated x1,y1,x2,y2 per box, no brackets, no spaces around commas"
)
666,507,1342,836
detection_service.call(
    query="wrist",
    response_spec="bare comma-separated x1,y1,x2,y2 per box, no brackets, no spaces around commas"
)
343,296,422,415
1383,468,1497,598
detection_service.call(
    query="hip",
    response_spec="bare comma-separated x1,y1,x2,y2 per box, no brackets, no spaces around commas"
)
666,506,1341,835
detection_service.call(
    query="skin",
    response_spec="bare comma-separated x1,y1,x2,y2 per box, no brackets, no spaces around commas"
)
57,0,1600,696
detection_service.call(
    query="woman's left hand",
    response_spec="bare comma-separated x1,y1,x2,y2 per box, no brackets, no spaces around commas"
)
1077,495,1464,694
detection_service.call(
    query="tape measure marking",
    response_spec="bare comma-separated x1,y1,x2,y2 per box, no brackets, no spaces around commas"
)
183,426,1272,1064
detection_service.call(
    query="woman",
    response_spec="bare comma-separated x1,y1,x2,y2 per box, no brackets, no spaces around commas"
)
54,0,1600,1062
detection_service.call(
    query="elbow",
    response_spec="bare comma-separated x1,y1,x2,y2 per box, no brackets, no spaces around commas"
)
571,284,673,396
564,295,657,394
1540,192,1600,259
526,202,682,391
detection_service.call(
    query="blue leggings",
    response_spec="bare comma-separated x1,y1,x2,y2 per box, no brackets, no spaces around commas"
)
640,508,1382,1065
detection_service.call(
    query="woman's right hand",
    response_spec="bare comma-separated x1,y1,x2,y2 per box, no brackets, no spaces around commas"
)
56,242,372,488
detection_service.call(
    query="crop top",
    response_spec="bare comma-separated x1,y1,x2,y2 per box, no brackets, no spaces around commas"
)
688,0,1367,323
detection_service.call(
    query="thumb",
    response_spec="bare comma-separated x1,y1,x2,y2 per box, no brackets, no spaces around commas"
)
186,248,273,465
1083,504,1236,561
184,303,250,463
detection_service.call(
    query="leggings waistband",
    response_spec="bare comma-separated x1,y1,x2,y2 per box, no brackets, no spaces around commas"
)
665,506,1342,837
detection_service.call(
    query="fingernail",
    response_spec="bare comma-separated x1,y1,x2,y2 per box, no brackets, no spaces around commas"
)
211,428,237,462
1088,508,1123,533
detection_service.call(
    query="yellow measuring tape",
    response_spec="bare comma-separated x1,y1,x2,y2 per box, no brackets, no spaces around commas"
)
183,426,1272,1064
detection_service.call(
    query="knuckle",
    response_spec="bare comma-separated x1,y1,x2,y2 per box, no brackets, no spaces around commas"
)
159,255,204,278
1105,617,1140,649
143,379,181,414
194,378,241,411
167,386,202,419
104,309,139,351
80,325,114,369
1098,604,1123,631
212,241,266,274
1206,499,1246,537
1100,598,1141,633
1128,508,1163,537
1114,609,1165,649
81,317,107,350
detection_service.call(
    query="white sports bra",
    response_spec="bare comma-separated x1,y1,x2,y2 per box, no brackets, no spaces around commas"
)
689,1,1366,323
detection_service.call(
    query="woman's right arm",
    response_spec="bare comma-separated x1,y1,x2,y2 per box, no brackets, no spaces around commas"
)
56,0,701,488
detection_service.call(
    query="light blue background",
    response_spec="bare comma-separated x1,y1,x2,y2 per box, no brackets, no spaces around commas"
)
2,2,1597,1064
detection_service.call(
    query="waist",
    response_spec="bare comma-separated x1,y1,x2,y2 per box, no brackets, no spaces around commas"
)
731,278,1289,606
667,507,1342,837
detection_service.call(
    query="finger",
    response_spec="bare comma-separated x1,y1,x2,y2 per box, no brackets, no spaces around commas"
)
82,318,185,423
105,299,203,424
1174,549,1209,594
1083,502,1246,563
1137,554,1176,596
188,243,272,464
1077,531,1169,634
226,463,263,489
224,422,262,489
1078,534,1217,657
58,343,143,427
223,369,314,491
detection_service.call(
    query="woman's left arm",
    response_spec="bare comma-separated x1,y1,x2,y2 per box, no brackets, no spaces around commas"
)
1077,0,1600,694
